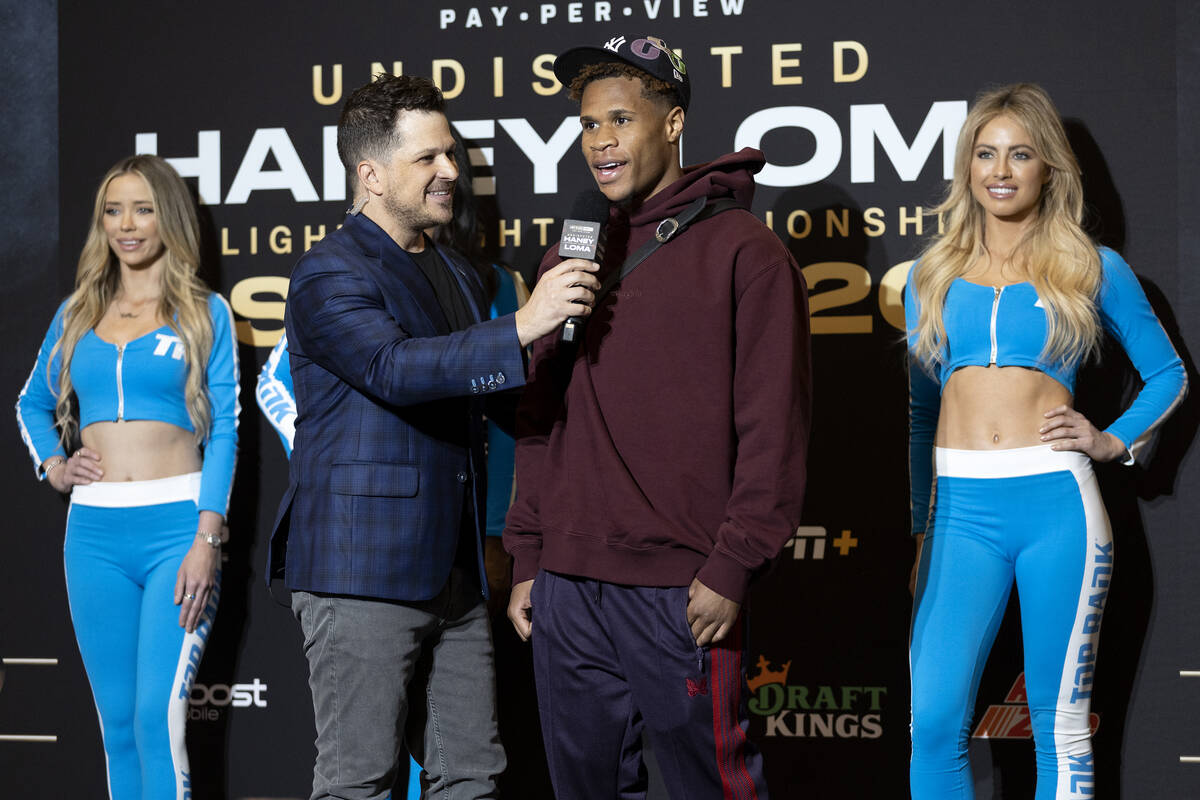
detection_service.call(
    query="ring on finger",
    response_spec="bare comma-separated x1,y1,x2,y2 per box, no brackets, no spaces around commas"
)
184,592,197,600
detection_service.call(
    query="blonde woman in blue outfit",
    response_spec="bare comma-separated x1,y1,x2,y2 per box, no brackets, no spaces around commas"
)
905,84,1186,798
16,155,240,800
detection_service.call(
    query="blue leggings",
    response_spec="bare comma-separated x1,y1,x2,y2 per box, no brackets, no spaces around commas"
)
64,473,218,800
910,446,1111,800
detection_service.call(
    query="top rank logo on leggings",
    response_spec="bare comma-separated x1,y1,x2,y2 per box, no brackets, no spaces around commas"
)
177,593,217,702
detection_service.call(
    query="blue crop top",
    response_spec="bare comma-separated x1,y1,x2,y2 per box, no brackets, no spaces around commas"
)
16,293,241,515
905,247,1187,533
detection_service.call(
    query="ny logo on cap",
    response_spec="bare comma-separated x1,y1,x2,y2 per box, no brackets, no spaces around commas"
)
604,35,626,52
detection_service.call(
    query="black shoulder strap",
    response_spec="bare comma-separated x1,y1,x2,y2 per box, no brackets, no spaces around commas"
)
548,196,744,388
593,196,743,307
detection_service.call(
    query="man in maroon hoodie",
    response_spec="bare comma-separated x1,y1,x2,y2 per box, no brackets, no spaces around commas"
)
503,34,811,798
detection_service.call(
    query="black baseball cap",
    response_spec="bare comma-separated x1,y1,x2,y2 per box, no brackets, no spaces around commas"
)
554,34,690,111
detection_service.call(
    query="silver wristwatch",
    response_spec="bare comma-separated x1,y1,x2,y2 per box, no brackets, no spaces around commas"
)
197,531,222,549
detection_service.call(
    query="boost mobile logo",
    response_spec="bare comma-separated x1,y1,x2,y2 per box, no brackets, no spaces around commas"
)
187,678,268,721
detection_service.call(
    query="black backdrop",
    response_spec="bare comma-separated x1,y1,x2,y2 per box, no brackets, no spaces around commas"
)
2,1,1199,797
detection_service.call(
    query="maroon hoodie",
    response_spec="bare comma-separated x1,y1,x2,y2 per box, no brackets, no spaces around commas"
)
503,148,811,603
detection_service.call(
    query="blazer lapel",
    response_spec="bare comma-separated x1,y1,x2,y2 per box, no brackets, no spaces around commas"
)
344,214,450,336
381,244,452,335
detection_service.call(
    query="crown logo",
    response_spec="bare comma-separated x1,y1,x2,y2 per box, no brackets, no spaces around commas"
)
747,654,792,693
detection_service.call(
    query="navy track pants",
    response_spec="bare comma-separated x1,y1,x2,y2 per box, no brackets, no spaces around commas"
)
531,570,767,800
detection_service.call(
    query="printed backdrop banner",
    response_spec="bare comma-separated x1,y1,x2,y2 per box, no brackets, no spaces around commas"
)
2,1,1198,798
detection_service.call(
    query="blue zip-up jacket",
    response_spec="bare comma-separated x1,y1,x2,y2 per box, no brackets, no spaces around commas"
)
16,293,241,515
906,247,1187,533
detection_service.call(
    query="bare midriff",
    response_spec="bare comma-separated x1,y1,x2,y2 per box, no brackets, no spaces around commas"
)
937,365,1072,450
81,420,201,481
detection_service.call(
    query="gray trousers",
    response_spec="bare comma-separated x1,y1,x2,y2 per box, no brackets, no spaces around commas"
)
293,567,505,800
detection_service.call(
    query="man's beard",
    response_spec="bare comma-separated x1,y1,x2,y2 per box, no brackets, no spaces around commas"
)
383,185,454,234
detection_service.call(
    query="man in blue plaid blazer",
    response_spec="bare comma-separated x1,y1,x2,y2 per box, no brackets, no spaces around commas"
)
267,74,598,800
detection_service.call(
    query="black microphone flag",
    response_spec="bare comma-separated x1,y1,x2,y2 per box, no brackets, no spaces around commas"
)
559,191,609,343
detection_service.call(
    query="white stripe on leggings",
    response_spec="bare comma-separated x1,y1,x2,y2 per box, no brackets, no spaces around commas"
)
168,587,219,799
1052,465,1111,799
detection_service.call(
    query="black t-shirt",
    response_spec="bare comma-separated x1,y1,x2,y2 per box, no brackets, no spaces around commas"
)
407,237,482,582
409,236,476,332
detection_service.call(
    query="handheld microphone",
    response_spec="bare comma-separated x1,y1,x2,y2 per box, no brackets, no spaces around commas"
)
558,191,610,343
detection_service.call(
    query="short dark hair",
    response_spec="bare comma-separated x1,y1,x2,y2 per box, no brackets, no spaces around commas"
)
337,74,445,171
568,62,681,110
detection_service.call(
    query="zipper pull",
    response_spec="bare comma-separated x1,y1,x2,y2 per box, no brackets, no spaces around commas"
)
115,342,126,422
988,286,1003,366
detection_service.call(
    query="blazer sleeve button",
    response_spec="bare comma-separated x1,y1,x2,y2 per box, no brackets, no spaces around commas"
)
456,470,469,483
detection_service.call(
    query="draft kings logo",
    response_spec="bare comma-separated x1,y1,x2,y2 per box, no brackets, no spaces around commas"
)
747,655,886,739
972,673,1100,740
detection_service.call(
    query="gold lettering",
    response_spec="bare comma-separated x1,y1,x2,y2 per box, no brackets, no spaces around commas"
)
305,225,327,252
220,228,240,256
433,59,465,99
899,206,923,236
230,276,290,347
787,210,812,239
878,260,915,331
313,64,342,106
499,218,521,247
270,226,293,255
825,208,849,238
493,56,504,98
771,43,803,86
531,217,554,247
531,54,561,96
802,262,872,334
710,45,742,88
249,226,259,255
863,207,885,237
833,41,868,83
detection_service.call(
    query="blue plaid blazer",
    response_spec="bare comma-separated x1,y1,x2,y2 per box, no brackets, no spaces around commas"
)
267,212,526,602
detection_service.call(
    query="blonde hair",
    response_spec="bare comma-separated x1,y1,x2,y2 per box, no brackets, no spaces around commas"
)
911,83,1101,372
50,155,214,445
